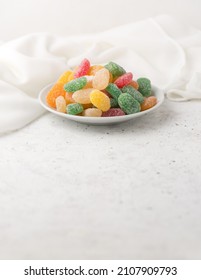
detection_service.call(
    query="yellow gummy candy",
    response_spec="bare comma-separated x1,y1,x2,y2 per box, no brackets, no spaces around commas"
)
57,71,73,85
90,90,110,112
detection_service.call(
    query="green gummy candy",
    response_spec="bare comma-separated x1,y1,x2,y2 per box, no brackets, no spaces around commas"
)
121,85,144,104
106,83,122,101
64,77,87,93
110,98,119,108
104,62,126,78
137,77,151,97
67,103,83,115
118,93,140,114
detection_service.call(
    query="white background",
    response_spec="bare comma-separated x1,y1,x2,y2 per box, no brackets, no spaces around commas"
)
0,0,201,40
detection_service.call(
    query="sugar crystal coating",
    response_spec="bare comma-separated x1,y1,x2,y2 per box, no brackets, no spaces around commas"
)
118,93,140,114
66,103,84,115
137,77,151,97
92,68,110,90
114,72,133,88
74,58,90,78
140,96,157,111
106,83,122,101
64,77,87,92
104,62,126,78
90,90,110,112
56,96,66,113
121,85,144,104
102,108,125,117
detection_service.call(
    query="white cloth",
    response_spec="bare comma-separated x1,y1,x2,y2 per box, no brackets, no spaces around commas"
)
0,15,201,133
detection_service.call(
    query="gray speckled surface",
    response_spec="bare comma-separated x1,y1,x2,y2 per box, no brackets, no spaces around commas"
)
0,99,201,259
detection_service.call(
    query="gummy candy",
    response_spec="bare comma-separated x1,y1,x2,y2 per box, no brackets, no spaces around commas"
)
67,103,83,115
90,90,110,112
82,108,102,117
57,71,73,85
102,108,125,117
104,62,126,78
121,85,144,104
65,92,75,105
110,98,119,108
92,68,110,90
140,96,157,111
106,83,122,101
83,75,93,89
114,72,133,88
46,83,66,108
74,58,90,78
56,96,66,113
137,77,151,97
88,65,103,76
64,77,87,92
129,80,139,90
118,93,140,114
72,88,93,104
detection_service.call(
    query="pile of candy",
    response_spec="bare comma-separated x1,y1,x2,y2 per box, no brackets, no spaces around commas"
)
46,59,157,117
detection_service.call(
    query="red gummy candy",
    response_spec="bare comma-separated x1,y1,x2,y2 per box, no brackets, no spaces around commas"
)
102,108,125,117
74,58,90,78
114,72,133,88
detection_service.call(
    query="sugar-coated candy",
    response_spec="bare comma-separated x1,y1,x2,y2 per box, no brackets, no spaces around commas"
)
110,98,119,108
104,62,126,78
82,108,102,117
140,96,157,111
46,83,66,108
72,88,93,104
88,65,103,76
74,58,90,78
106,83,122,101
121,85,144,104
92,68,110,90
67,103,84,115
57,71,73,85
102,108,125,117
114,72,133,88
56,96,66,113
64,77,87,92
137,77,151,97
118,93,140,114
90,90,110,112
129,80,139,90
83,75,93,89
65,92,75,105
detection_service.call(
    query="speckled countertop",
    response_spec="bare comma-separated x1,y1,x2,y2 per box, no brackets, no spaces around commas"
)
0,99,201,259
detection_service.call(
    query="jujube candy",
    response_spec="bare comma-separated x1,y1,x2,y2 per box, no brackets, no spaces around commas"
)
121,85,144,104
88,65,103,76
110,98,119,108
64,77,87,92
74,58,90,78
82,108,102,117
129,80,139,90
66,103,84,115
72,88,93,104
104,62,126,78
46,83,66,108
137,77,151,97
114,72,133,88
90,90,110,112
118,93,141,114
106,83,122,101
140,96,157,111
102,108,125,117
56,96,66,113
92,68,110,90
57,71,73,85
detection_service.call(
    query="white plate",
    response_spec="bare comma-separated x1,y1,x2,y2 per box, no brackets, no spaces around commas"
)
39,84,164,125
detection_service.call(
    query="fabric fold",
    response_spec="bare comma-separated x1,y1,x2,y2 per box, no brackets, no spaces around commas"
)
0,15,201,133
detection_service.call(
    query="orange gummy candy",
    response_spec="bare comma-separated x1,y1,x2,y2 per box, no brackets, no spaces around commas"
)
46,83,66,108
140,96,157,111
129,80,139,90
